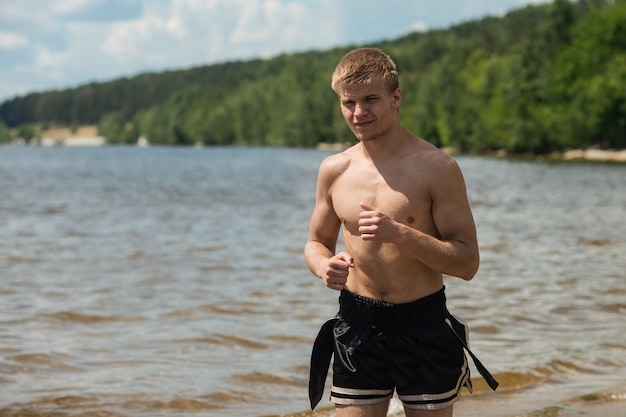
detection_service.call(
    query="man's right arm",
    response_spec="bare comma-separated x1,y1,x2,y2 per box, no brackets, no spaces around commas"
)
304,157,353,290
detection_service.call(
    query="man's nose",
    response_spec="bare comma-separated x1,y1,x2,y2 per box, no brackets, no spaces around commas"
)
354,102,368,116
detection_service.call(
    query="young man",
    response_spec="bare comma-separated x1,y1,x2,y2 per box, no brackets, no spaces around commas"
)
304,48,497,417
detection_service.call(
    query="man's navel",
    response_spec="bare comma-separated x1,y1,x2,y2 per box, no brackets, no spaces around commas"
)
406,216,415,224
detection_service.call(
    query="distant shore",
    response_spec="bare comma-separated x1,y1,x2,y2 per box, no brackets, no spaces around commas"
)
444,147,626,163
550,148,626,163
318,143,626,162
7,129,626,164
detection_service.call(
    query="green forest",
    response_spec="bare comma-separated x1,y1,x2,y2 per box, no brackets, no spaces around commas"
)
1,0,625,154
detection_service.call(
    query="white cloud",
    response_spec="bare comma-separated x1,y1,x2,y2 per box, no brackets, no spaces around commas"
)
51,0,103,15
100,1,207,67
32,44,73,80
99,0,339,68
0,31,29,50
410,22,429,33
101,17,170,65
228,0,336,57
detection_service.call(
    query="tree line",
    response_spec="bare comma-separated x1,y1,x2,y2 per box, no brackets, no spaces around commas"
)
1,0,624,153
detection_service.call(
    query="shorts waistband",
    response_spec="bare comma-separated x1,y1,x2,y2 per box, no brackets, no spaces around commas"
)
338,286,449,329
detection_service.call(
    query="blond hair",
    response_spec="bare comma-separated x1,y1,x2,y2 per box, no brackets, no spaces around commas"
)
331,48,399,93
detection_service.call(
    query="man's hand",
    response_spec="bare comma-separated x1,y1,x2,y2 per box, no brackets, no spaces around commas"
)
320,251,354,291
358,202,399,242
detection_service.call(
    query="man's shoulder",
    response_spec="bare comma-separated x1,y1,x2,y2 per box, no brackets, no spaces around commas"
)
411,138,457,165
403,139,463,187
319,144,360,173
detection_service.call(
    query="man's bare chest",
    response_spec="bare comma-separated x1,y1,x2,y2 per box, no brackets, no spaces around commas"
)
331,169,432,232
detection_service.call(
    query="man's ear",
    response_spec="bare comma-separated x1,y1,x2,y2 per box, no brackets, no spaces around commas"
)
393,88,402,108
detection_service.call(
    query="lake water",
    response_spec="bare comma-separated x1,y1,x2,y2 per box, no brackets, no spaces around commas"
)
0,146,625,417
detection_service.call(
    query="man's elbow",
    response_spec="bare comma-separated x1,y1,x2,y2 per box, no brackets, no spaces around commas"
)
460,253,480,281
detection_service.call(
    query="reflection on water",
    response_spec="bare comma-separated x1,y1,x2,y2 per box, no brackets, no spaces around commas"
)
0,146,625,417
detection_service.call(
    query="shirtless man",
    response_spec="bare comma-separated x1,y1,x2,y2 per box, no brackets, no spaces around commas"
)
305,48,494,417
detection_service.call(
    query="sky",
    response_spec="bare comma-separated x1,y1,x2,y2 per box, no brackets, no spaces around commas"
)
0,0,551,102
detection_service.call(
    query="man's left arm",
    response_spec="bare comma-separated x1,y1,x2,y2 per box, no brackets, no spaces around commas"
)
358,156,479,280
426,156,479,280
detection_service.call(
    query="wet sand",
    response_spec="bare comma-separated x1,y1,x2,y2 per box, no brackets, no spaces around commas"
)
518,386,626,417
554,401,626,417
453,386,626,417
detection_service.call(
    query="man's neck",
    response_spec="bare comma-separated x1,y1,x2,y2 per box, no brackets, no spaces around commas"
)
360,125,411,160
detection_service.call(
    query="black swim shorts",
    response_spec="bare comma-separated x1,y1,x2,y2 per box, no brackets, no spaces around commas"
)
330,287,471,410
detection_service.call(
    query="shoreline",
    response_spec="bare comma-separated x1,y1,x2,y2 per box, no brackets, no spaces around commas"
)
436,146,626,163
480,147,626,163
517,390,626,417
540,401,626,417
5,131,626,164
451,382,626,417
551,148,626,163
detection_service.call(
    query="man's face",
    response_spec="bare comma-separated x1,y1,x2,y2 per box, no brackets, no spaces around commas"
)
336,78,401,143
